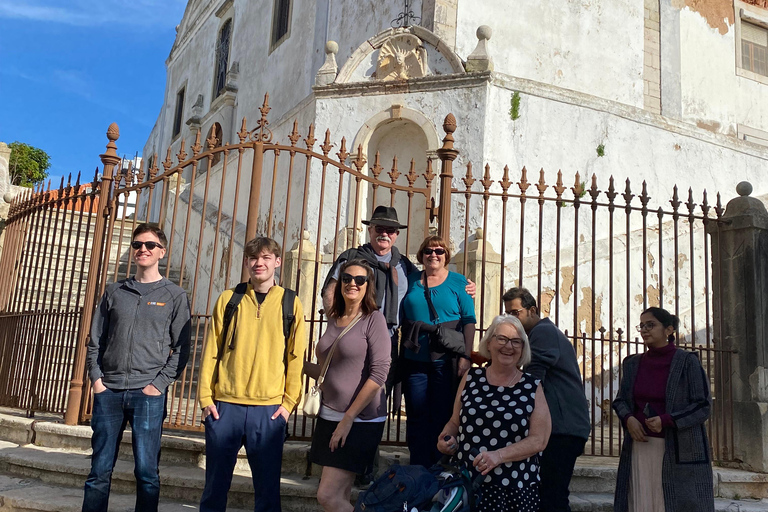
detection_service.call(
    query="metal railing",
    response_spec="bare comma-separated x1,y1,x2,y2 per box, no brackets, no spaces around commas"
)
0,96,735,460
447,156,733,459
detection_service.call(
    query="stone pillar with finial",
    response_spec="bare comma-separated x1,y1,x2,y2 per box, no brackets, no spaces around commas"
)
453,228,502,350
707,181,768,471
466,25,493,72
315,41,339,86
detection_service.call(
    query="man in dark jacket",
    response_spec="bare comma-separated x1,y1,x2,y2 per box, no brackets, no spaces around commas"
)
83,223,191,512
503,287,590,512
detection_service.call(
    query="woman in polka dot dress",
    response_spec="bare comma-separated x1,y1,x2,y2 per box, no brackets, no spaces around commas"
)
437,315,552,512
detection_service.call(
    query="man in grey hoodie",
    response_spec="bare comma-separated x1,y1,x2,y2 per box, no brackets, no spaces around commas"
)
503,287,590,512
83,223,190,512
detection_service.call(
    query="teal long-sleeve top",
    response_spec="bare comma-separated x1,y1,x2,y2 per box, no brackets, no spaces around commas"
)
401,271,476,362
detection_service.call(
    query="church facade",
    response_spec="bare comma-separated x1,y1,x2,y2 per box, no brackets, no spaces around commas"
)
142,1,767,237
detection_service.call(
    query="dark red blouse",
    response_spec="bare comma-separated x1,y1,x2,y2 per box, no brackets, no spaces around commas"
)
630,342,676,437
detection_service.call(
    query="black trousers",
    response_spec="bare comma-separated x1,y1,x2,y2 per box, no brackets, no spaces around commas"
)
539,434,587,512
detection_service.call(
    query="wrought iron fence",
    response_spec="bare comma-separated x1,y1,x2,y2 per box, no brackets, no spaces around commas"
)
446,146,733,459
0,96,735,461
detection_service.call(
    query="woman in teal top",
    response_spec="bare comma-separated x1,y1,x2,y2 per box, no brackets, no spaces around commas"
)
401,235,476,467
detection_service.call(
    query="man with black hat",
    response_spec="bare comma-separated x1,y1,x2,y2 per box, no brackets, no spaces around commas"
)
322,206,413,339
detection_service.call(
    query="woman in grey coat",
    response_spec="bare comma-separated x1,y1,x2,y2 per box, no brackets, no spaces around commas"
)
612,307,714,512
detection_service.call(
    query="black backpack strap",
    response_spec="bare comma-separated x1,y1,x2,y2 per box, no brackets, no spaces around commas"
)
282,288,297,364
219,282,248,355
211,282,248,396
422,272,441,322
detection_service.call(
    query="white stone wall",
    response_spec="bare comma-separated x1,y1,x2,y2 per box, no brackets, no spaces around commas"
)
481,75,768,204
454,0,646,108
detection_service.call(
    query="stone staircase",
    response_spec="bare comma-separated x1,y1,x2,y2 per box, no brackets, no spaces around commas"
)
0,412,766,512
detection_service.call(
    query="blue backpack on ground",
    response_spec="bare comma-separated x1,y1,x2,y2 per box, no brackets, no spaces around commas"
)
354,455,484,512
353,464,439,512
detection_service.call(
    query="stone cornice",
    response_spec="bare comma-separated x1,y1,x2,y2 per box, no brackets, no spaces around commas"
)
313,71,491,98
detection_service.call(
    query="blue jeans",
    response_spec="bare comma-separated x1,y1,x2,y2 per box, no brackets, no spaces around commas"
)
200,402,287,512
402,358,455,468
82,388,166,512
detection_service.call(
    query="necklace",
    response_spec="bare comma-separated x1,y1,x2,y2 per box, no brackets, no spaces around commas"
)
489,366,520,387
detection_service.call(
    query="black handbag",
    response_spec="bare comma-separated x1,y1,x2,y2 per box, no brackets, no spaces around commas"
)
423,276,467,357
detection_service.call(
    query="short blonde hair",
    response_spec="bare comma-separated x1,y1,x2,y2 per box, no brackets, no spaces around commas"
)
477,315,531,368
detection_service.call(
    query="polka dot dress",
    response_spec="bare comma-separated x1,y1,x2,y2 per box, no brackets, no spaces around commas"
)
456,367,541,512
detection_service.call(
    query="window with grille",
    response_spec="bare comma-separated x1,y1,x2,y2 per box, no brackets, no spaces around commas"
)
271,0,291,49
173,87,185,138
214,19,232,98
741,21,768,77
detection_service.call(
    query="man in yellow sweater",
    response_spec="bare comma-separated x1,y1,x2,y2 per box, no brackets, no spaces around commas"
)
198,237,306,512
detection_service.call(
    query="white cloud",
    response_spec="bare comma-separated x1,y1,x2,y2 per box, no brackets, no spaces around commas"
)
0,0,186,28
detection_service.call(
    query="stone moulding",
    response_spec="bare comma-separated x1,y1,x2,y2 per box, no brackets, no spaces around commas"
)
335,25,465,84
314,71,490,98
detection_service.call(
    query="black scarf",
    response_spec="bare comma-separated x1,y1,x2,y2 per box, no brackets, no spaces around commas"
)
323,243,410,326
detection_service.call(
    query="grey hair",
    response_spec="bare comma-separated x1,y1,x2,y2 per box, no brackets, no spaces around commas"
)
477,315,531,368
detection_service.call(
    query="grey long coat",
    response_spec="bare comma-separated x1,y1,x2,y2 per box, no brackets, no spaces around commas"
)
612,348,715,512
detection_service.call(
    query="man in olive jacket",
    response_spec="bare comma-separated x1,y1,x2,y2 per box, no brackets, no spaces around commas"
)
504,287,590,512
84,223,191,512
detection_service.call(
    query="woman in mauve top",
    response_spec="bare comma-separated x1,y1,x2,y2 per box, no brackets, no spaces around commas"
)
612,307,714,512
305,259,390,512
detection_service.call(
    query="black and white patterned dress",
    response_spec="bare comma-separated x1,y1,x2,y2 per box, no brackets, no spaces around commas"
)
456,367,541,512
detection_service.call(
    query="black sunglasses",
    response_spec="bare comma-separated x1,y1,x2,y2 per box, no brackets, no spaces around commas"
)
131,241,164,251
341,273,368,286
374,226,398,235
422,247,446,256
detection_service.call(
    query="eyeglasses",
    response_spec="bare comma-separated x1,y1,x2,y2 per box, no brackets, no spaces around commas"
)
505,308,525,317
636,322,657,332
492,335,523,348
131,241,164,251
422,247,446,256
341,273,368,286
374,226,398,235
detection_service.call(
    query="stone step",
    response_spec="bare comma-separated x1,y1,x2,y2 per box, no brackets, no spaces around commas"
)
1,413,767,505
1,473,767,512
26,418,406,479
0,474,251,512
0,441,326,511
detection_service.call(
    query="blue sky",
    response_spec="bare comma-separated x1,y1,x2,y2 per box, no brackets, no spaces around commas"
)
0,0,187,186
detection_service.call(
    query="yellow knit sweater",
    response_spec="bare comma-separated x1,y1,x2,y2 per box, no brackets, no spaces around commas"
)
198,284,306,411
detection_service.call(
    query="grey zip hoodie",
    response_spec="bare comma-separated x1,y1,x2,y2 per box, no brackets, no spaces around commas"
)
87,277,191,392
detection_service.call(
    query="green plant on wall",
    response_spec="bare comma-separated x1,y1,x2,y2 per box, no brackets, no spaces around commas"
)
596,144,605,157
509,92,521,121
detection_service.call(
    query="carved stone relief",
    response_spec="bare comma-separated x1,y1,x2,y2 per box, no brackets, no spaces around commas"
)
375,34,427,81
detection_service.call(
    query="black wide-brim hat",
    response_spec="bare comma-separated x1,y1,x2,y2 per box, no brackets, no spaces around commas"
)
362,205,407,229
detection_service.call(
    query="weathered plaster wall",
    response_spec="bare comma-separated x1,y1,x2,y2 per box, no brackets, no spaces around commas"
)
483,74,768,203
672,2,768,134
454,0,645,108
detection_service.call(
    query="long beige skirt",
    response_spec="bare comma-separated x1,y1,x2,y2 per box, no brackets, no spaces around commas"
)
628,436,666,512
